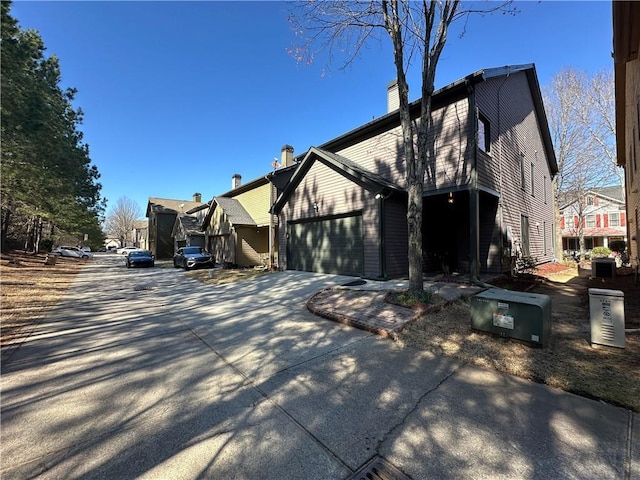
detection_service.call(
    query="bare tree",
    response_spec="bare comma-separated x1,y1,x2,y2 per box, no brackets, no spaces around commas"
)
103,197,142,248
544,68,622,259
289,0,515,295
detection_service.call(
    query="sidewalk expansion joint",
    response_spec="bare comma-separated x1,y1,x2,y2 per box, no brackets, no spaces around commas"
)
375,363,462,453
178,319,354,475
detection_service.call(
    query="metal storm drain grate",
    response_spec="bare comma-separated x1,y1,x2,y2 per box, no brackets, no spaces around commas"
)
347,456,412,480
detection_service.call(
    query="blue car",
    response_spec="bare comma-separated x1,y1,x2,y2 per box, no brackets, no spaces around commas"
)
125,250,155,268
173,246,214,270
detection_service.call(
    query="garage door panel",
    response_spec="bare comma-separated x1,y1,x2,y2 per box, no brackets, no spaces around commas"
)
289,214,363,276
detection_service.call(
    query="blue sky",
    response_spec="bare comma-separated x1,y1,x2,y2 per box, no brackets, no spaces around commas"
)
11,1,614,219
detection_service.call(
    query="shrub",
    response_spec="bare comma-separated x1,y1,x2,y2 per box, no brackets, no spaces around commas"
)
40,239,53,252
591,246,611,258
516,255,537,273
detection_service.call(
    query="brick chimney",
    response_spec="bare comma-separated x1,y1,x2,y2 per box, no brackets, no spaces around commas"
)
281,144,294,167
387,79,399,113
232,174,242,189
193,192,202,203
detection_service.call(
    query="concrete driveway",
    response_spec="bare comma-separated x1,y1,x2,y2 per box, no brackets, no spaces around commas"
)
2,255,637,479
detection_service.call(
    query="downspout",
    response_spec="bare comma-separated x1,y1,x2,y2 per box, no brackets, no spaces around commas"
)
469,80,495,289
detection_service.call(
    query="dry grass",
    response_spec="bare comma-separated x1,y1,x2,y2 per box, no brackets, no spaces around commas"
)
397,268,640,412
185,267,274,285
1,251,84,347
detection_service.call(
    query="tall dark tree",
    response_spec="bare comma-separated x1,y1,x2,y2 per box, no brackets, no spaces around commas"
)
1,1,105,252
289,0,515,294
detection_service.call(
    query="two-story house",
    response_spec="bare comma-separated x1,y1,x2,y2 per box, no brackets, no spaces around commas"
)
146,194,205,259
559,186,627,254
201,146,298,268
273,64,558,280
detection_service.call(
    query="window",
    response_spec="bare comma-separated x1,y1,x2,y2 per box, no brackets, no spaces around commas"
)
478,114,490,153
587,196,594,206
586,215,596,227
520,153,526,190
530,163,535,196
520,215,530,257
543,221,547,254
609,212,620,227
564,214,574,229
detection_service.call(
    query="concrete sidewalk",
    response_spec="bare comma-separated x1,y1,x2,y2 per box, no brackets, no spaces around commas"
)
1,257,638,479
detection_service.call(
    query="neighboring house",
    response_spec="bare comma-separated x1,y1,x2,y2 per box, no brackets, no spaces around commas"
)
104,238,120,250
132,220,149,250
172,214,206,251
613,1,640,264
146,193,205,259
201,146,298,268
559,186,627,253
273,64,558,279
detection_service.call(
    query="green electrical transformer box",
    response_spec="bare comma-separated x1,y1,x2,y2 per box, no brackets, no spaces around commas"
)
470,288,552,347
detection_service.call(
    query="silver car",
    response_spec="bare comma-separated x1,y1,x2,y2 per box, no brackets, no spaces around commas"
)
173,246,214,270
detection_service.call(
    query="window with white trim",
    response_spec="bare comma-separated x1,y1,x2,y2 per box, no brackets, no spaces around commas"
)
609,212,620,227
586,215,596,227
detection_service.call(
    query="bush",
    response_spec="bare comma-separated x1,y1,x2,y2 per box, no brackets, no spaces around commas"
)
516,255,537,273
591,246,611,258
609,240,626,253
40,239,53,252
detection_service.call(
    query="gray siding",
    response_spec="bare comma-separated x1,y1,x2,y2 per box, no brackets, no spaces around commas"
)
383,195,408,278
156,213,177,259
330,98,472,193
475,72,555,265
280,159,380,278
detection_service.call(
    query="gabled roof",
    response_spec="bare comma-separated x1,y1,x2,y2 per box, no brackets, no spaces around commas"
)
272,147,404,214
212,197,256,226
186,202,211,214
301,64,557,178
146,197,205,217
133,220,148,230
559,185,625,210
174,215,204,236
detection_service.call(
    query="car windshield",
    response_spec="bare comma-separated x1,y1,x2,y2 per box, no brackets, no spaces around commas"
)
130,251,149,257
183,247,203,255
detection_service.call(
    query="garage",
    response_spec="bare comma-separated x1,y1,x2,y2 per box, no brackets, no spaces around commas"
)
288,213,363,276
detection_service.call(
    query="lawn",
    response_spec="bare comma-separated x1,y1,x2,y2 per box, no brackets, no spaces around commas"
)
397,264,640,412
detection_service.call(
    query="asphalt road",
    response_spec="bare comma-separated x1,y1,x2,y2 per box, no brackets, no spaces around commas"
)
1,254,638,479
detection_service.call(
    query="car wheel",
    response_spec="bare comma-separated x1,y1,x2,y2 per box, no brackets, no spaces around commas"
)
126,261,131,268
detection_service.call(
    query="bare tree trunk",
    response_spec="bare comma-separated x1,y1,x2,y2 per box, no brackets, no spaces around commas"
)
553,179,564,261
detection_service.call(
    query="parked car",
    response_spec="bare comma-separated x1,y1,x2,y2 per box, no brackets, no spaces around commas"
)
52,246,90,258
125,250,155,268
173,246,214,270
116,246,139,255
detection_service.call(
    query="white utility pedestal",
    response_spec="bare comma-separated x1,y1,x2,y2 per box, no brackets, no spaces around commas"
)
588,288,625,348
